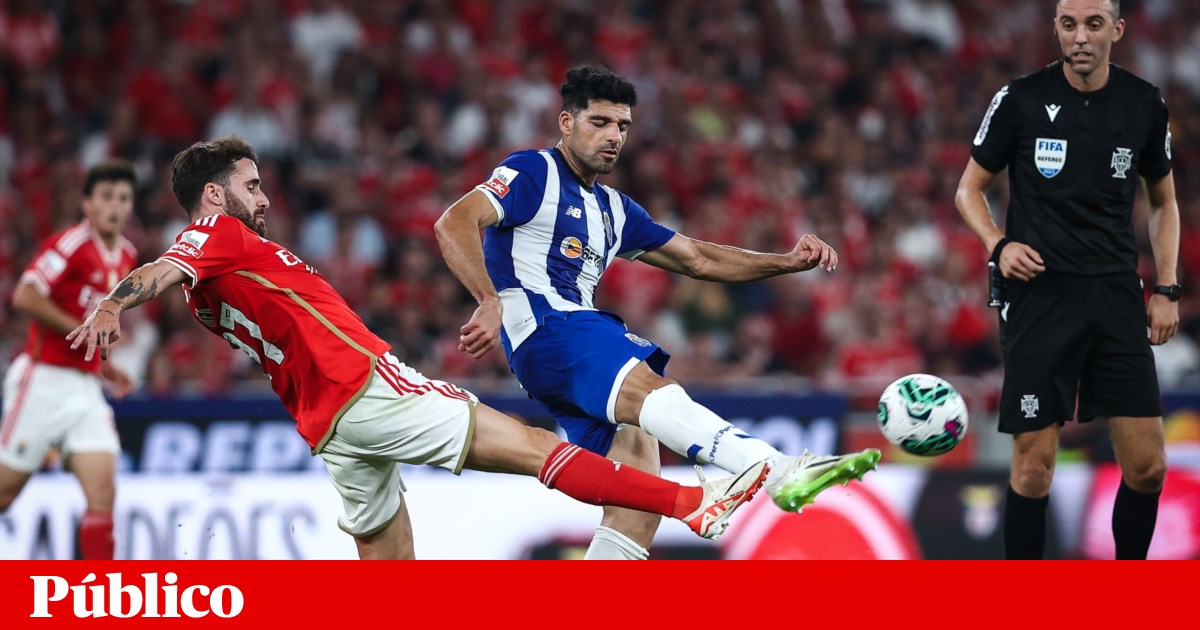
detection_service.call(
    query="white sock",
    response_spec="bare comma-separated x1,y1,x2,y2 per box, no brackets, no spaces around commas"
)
638,384,781,474
583,526,649,560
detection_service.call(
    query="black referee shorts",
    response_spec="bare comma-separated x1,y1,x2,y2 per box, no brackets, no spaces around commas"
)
998,271,1162,434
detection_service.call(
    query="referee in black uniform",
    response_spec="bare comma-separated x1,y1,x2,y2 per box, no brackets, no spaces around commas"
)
956,0,1180,559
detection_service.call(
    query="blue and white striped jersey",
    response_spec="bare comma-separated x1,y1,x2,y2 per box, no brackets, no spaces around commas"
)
476,148,675,355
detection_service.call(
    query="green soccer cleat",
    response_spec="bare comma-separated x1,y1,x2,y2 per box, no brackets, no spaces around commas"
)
765,448,882,512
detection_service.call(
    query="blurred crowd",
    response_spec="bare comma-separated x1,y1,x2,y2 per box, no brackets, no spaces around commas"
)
2,0,1200,397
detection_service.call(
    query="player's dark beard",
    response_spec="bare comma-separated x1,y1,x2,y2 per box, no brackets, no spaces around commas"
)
586,146,618,174
224,190,267,237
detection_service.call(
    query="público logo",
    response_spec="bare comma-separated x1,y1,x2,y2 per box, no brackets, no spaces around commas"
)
30,572,244,618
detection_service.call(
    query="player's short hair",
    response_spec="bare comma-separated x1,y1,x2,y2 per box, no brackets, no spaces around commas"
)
83,160,137,196
1057,0,1119,19
560,65,638,114
170,135,259,217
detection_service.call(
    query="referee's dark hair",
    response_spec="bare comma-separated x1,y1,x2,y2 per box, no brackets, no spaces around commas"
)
561,65,638,114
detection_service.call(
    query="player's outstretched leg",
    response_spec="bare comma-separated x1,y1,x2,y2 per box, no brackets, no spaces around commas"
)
622,364,880,513
762,449,883,512
464,403,769,539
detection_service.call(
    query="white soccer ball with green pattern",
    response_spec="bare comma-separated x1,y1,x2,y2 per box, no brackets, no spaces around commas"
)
877,374,968,456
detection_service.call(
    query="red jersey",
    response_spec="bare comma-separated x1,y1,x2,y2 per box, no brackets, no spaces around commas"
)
158,214,390,452
20,221,137,373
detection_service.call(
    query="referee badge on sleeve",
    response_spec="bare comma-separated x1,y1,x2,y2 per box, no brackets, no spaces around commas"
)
1034,138,1067,178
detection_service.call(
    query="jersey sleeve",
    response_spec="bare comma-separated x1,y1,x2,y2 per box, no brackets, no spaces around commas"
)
970,83,1019,173
616,193,676,260
1139,89,1172,180
19,243,72,296
157,215,247,287
474,151,550,228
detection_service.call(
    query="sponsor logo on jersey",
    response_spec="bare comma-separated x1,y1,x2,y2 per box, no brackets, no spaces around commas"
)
625,332,652,347
560,236,604,266
565,205,582,219
482,166,519,199
1044,104,1061,122
1034,138,1067,178
170,230,210,259
973,85,1009,146
36,250,68,280
169,242,204,259
560,236,583,258
180,230,210,250
1111,147,1133,179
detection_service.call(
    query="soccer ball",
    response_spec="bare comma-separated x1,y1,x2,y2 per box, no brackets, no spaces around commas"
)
877,374,968,456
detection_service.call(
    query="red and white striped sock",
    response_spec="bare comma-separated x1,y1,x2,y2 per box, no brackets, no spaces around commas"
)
538,443,702,519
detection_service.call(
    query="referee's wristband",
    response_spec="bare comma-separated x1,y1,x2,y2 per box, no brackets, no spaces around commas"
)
989,238,1012,265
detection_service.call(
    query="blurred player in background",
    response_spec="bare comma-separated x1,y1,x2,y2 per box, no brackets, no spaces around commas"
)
956,0,1178,559
69,136,769,559
0,161,138,559
436,65,880,560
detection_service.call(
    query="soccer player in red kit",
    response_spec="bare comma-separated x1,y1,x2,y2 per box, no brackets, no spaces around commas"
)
68,136,768,559
1,161,139,559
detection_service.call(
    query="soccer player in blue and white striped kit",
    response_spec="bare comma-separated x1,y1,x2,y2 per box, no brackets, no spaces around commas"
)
437,65,880,559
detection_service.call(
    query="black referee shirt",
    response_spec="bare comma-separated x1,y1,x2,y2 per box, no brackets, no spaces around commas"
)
971,60,1172,275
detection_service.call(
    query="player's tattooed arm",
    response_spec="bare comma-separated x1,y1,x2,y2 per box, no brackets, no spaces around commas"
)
101,261,187,313
68,260,189,361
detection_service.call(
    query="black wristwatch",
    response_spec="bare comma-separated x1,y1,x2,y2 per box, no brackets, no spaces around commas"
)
1154,284,1183,302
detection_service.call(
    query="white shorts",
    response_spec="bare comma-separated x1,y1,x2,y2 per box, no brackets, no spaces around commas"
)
0,354,119,473
320,353,478,537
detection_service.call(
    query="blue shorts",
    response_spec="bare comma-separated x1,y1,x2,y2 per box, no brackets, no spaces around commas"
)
509,311,670,456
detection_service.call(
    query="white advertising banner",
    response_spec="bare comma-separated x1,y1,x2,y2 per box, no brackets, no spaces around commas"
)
3,467,784,560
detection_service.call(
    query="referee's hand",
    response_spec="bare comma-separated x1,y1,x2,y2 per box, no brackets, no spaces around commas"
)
996,241,1045,282
1147,294,1180,346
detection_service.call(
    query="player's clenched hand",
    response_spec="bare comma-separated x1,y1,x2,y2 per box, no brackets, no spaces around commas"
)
459,299,502,359
791,234,838,272
1147,294,1180,346
66,304,122,362
997,241,1045,282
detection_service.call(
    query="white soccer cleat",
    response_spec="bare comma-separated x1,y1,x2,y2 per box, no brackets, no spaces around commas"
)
682,460,770,540
765,449,882,512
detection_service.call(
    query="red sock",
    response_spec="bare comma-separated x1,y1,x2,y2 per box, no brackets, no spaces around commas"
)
79,510,114,560
539,444,704,519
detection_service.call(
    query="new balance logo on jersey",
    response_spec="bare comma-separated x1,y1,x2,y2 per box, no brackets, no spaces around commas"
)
565,205,582,219
1020,395,1039,418
1044,104,1061,122
1111,147,1133,179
